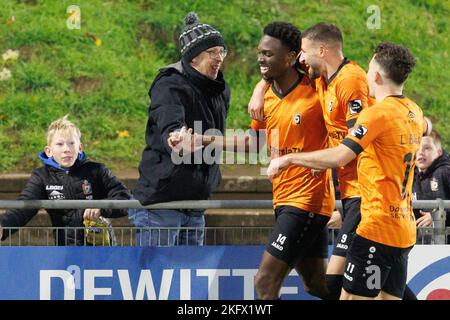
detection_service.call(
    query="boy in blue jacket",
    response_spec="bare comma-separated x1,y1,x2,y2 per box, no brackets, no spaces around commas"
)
0,115,131,245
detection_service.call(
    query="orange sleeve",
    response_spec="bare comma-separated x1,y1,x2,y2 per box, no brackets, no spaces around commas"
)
341,107,384,155
336,75,370,129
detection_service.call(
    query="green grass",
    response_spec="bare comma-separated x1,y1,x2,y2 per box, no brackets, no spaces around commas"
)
0,0,448,173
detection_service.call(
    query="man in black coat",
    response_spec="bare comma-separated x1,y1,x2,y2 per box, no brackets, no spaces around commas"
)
130,12,230,246
413,131,450,243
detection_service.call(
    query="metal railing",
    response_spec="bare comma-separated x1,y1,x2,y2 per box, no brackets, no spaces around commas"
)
0,226,447,246
0,199,448,246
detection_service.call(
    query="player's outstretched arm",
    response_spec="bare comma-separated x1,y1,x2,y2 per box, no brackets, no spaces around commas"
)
267,144,357,179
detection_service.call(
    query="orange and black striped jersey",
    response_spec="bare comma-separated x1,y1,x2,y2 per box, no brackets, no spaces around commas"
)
251,74,334,217
315,59,373,199
342,95,423,248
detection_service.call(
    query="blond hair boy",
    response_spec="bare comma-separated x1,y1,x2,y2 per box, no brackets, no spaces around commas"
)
0,115,131,245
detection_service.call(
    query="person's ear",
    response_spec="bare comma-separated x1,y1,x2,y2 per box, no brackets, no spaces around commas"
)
438,147,443,157
318,44,327,57
44,146,52,157
374,71,383,85
288,51,297,66
79,143,84,153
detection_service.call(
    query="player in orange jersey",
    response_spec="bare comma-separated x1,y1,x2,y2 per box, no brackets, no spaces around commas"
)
297,23,372,299
251,22,334,300
249,22,372,300
267,42,423,300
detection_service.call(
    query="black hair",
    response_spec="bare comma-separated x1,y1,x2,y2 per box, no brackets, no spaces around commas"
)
263,22,302,54
374,42,416,85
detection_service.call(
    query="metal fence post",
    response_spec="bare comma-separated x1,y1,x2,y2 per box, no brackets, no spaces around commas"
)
432,198,446,244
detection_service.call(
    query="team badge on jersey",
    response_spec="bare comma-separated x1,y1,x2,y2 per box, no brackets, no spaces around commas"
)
328,100,333,112
293,112,301,125
351,125,368,139
349,99,362,115
82,180,93,195
430,177,439,192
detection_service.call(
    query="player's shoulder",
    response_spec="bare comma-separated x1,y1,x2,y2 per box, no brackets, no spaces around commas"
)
344,60,367,75
333,62,367,97
403,96,422,110
337,61,367,86
298,74,319,96
384,95,421,111
358,101,385,121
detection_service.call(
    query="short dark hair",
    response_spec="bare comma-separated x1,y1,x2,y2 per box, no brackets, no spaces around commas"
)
263,22,302,54
302,22,343,48
374,42,416,85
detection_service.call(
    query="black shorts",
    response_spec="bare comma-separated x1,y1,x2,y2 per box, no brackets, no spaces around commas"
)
332,197,361,257
342,235,413,298
265,206,330,267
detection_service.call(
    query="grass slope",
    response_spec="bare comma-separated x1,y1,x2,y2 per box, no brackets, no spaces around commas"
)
0,0,448,173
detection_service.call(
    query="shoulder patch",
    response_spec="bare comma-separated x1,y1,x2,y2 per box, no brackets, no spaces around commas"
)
349,99,363,115
351,125,368,139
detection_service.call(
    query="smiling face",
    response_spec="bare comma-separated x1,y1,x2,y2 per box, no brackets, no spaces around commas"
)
45,130,82,168
257,35,295,82
298,37,325,80
415,136,442,171
191,46,225,80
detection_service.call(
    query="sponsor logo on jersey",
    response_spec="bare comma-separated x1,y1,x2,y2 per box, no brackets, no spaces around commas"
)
46,185,63,191
349,99,362,114
49,190,65,200
351,125,368,139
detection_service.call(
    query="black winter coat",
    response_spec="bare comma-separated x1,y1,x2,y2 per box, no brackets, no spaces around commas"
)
0,156,131,245
412,151,450,226
133,60,230,205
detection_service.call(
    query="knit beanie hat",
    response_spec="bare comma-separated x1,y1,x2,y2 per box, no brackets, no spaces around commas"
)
179,12,226,62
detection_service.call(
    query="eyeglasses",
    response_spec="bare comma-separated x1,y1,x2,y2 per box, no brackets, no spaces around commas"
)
206,48,228,59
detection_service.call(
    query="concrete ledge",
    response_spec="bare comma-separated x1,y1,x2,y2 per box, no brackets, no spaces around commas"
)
0,174,30,193
0,171,273,198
